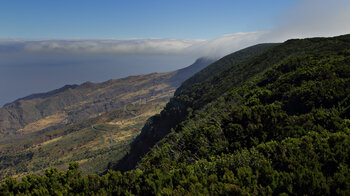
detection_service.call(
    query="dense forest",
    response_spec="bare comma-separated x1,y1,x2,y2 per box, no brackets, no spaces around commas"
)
1,34,350,195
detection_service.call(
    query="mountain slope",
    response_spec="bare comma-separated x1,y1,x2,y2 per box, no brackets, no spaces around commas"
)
168,57,216,87
0,100,167,179
176,43,278,94
115,43,278,171
139,34,350,164
0,57,214,138
0,72,174,136
117,36,350,172
129,35,350,195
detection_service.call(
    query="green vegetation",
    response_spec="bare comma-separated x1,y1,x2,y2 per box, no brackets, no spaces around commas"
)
1,35,350,195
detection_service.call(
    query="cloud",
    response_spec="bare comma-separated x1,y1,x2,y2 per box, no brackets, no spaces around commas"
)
0,33,265,59
10,39,204,55
187,0,350,57
263,0,350,42
0,38,203,55
185,31,267,58
185,0,350,58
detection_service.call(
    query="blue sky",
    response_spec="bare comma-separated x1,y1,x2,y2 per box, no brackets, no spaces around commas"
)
0,0,298,39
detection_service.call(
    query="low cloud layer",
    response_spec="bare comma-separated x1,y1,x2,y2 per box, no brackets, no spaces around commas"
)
0,39,203,55
0,32,265,59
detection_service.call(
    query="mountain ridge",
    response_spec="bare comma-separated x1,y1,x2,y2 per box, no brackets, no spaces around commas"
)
0,57,215,137
3,84,79,107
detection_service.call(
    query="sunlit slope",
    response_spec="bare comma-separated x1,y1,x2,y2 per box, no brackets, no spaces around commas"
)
0,100,166,179
0,57,214,137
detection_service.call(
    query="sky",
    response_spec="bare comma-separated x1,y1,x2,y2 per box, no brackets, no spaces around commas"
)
0,0,296,39
0,0,350,106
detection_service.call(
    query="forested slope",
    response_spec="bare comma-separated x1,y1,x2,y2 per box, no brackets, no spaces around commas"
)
117,36,350,172
116,43,276,171
176,43,278,94
1,35,350,195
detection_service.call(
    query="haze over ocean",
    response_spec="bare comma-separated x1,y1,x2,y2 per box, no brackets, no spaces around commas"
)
0,52,194,106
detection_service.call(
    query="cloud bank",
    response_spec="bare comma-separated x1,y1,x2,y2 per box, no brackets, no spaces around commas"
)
0,32,266,58
0,39,203,55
